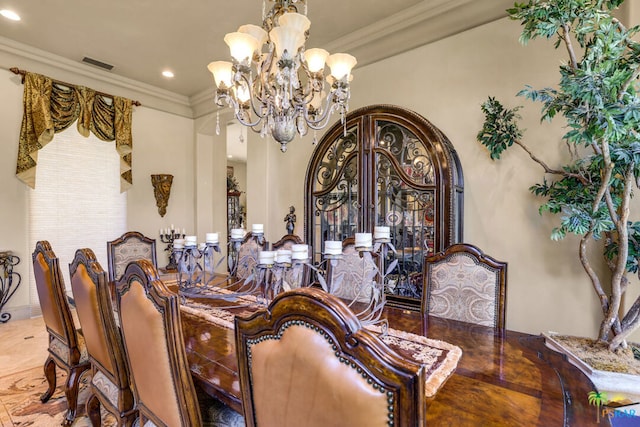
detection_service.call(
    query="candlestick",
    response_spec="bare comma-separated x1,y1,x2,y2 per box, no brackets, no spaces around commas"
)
160,226,185,271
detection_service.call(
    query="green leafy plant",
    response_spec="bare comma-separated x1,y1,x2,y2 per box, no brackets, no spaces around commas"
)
478,0,640,351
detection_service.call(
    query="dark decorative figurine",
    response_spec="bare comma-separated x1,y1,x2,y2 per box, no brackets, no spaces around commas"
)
284,205,296,235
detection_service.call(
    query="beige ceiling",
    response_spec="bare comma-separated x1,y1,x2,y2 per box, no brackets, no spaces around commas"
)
0,0,511,98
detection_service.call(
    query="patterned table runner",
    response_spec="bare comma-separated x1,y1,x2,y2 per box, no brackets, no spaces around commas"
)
178,287,462,398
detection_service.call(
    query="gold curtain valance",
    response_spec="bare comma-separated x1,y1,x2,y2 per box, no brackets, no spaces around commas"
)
14,71,136,192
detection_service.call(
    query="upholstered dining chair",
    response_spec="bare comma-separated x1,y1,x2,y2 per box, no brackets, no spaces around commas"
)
32,240,90,426
422,243,508,334
325,237,382,303
106,231,158,283
115,259,244,427
235,287,426,427
69,248,136,426
270,233,303,251
234,232,268,282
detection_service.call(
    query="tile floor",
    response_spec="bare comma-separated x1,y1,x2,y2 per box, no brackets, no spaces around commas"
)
0,316,48,375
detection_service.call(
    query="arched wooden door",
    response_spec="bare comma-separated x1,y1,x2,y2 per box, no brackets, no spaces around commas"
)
304,105,464,310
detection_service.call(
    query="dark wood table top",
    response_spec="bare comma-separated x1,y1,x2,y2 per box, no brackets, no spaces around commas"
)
179,296,607,426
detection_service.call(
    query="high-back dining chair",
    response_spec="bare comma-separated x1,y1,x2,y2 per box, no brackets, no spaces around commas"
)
325,237,382,303
107,231,158,283
69,248,136,426
115,259,244,427
235,287,426,427
422,243,507,334
234,232,268,282
270,233,303,251
32,240,90,427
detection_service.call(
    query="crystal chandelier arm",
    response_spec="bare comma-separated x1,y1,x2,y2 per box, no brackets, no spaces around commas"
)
232,73,265,128
302,90,341,130
235,50,278,123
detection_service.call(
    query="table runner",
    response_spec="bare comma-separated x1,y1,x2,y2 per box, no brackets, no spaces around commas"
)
178,289,462,398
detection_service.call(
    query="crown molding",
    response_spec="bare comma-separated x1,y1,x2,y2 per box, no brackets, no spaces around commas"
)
0,0,511,121
190,87,217,119
325,0,511,69
0,35,194,118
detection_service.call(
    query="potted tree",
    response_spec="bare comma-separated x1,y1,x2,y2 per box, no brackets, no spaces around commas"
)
477,0,640,362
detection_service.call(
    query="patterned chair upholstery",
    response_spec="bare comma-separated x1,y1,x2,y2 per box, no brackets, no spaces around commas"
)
32,241,90,426
422,243,507,333
115,259,244,427
234,232,268,282
235,287,426,427
69,248,136,426
326,237,382,303
107,231,158,282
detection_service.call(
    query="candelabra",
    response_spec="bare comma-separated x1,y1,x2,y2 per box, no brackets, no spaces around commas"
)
255,247,311,305
316,229,393,332
227,229,246,276
174,245,202,290
0,251,21,323
255,260,275,306
159,226,185,271
173,234,252,298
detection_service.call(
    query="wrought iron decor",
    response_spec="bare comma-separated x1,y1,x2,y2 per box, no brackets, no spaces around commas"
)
305,105,464,310
0,251,21,323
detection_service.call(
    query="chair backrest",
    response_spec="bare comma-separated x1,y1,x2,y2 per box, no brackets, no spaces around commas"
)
235,232,268,281
32,241,80,356
235,287,425,427
115,259,201,426
422,243,507,332
270,233,303,251
107,231,158,283
326,237,382,303
69,248,133,401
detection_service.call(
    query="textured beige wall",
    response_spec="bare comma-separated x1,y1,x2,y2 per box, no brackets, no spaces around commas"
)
126,106,196,270
0,70,30,314
258,16,640,341
194,114,227,256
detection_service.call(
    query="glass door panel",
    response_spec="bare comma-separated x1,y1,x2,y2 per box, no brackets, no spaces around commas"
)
374,120,436,303
309,125,360,262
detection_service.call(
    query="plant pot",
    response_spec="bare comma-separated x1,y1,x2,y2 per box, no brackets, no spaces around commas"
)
544,332,640,422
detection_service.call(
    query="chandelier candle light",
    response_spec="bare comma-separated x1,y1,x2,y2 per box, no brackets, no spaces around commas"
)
208,0,357,152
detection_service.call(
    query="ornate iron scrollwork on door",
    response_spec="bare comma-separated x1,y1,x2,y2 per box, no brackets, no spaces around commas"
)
305,105,463,310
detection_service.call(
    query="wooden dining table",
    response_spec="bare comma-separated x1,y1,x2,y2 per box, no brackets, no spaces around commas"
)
176,287,608,427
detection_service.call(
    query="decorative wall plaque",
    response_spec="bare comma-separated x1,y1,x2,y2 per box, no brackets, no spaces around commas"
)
151,174,173,217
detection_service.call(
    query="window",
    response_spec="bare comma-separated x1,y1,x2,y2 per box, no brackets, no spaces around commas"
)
29,127,126,311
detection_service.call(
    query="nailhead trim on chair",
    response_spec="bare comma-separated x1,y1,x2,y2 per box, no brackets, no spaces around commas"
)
246,319,396,426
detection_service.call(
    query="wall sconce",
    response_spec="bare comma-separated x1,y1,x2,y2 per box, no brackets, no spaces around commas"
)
151,174,173,217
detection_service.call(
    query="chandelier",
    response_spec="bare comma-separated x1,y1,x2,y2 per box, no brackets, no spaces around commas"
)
207,0,357,152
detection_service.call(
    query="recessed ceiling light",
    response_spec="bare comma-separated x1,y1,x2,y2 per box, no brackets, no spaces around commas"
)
228,155,233,159
162,70,174,78
0,10,20,21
